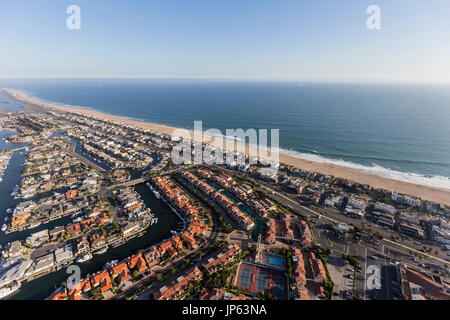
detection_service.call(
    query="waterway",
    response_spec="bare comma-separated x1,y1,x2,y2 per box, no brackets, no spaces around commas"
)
0,130,181,299
0,93,25,113
4,182,181,300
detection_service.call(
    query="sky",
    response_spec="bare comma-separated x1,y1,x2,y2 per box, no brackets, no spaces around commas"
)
0,0,449,82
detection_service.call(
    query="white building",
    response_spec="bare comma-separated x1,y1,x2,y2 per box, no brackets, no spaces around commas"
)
391,191,421,207
54,244,73,264
26,229,49,247
374,202,396,214
346,196,367,211
24,254,55,277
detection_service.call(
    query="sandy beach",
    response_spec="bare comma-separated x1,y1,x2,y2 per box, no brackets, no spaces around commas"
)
3,87,450,206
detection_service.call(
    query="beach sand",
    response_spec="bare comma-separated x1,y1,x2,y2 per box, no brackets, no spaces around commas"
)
3,88,450,206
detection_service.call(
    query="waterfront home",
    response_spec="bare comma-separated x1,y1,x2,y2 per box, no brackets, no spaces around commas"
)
108,262,132,283
48,288,68,300
143,247,161,270
54,244,73,265
66,223,82,236
80,217,96,231
10,212,31,228
49,226,66,242
170,236,183,251
122,222,140,237
181,231,196,248
89,232,106,250
26,229,49,247
90,269,113,293
75,236,90,256
127,253,148,275
65,190,78,200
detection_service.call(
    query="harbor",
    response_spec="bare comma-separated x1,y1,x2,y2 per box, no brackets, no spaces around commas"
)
1,182,182,300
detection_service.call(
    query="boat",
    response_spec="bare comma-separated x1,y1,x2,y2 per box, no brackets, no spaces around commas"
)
4,216,8,222
104,259,118,269
29,222,41,229
75,253,93,263
0,284,21,299
93,247,107,255
170,230,177,235
73,217,83,223
153,190,161,199
6,208,12,214
71,210,83,218
1,224,7,232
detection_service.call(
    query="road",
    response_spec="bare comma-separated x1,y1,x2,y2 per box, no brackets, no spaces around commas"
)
255,182,448,265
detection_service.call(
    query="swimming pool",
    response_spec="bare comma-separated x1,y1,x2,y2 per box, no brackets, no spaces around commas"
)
268,256,283,266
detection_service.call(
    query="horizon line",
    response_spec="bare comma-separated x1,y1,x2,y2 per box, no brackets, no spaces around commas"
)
1,76,450,85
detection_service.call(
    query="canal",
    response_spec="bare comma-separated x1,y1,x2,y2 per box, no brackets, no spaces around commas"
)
4,182,181,300
1,129,181,299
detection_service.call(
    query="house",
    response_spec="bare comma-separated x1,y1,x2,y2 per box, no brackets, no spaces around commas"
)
54,244,73,265
89,232,106,249
153,266,203,300
49,226,66,241
127,253,148,274
109,262,131,283
181,231,196,248
80,218,96,231
90,269,113,293
48,288,68,300
65,190,78,200
66,223,82,236
171,236,184,250
143,246,161,269
67,278,92,300
75,236,90,256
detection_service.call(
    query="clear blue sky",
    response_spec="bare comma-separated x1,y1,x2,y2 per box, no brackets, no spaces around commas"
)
0,0,449,82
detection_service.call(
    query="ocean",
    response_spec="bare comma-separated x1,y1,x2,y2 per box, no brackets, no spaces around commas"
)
1,78,450,190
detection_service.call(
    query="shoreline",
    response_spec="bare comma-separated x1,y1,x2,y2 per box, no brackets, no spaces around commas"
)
3,87,450,206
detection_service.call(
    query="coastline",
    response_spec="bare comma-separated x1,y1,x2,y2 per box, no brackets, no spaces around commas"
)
3,87,450,206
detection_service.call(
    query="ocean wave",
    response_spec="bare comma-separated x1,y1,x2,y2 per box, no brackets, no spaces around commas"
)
279,148,450,190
